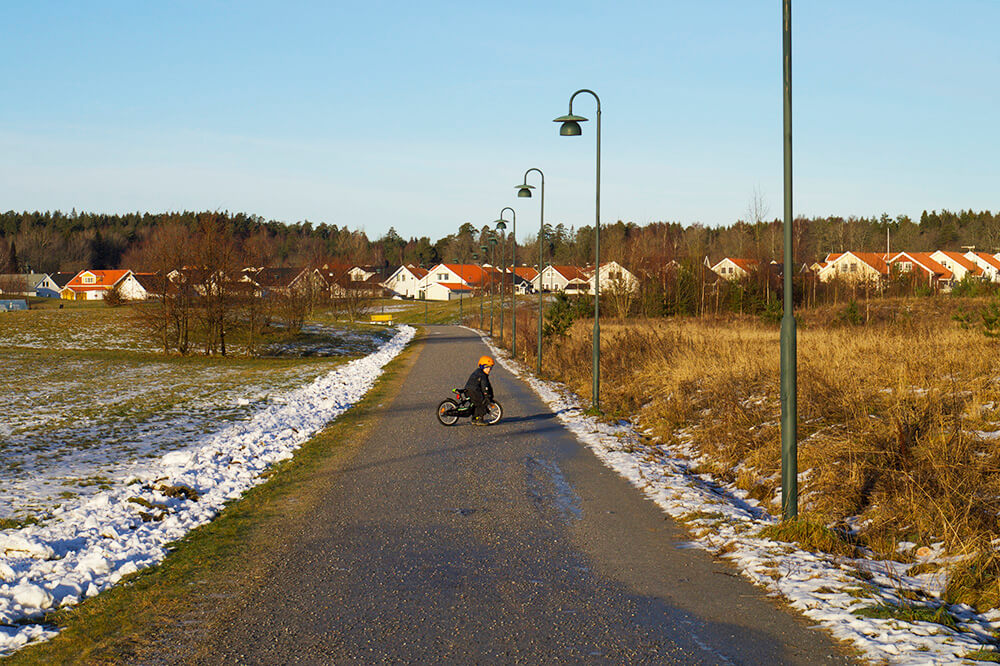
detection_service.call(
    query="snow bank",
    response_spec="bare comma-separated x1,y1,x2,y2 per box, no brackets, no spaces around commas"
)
478,330,1000,665
0,325,415,656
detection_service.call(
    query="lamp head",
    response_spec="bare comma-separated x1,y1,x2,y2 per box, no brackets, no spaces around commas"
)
516,183,534,198
489,237,497,246
554,113,587,136
494,219,507,231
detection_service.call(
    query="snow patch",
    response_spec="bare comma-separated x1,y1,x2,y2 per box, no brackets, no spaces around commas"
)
0,325,414,656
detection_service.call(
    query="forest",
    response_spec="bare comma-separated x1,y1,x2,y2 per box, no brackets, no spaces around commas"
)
1,206,999,280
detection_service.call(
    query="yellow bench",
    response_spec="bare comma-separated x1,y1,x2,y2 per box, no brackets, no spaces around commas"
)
370,313,394,325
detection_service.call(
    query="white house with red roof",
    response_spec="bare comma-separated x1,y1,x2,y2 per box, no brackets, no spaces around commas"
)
536,265,590,293
711,257,760,280
59,270,147,301
508,266,539,294
587,261,638,293
425,281,474,302
419,263,500,301
382,264,429,299
815,252,888,284
930,251,983,283
886,252,952,288
964,251,1000,283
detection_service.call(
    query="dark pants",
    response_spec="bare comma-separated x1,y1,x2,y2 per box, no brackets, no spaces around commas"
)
470,391,488,418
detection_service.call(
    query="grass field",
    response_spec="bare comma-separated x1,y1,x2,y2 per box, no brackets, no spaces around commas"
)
0,305,392,525
531,297,1000,611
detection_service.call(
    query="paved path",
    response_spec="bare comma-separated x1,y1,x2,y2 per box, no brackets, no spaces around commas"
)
185,326,856,664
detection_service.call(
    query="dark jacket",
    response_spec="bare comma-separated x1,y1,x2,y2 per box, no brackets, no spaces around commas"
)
464,367,493,401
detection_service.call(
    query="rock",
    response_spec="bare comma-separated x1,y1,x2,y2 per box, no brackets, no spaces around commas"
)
156,484,200,501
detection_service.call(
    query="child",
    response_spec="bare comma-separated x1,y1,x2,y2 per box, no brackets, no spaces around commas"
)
464,355,495,425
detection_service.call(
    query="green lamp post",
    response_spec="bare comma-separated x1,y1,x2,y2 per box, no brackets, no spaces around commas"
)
555,89,601,412
781,0,798,519
489,236,497,336
452,257,463,319
516,168,545,374
495,207,516,358
478,245,487,328
495,219,507,341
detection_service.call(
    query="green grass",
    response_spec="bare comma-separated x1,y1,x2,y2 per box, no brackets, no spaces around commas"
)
963,649,1000,662
757,515,858,558
851,602,958,629
2,331,423,665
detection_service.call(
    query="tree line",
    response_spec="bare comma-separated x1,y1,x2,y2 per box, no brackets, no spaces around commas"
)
2,206,999,279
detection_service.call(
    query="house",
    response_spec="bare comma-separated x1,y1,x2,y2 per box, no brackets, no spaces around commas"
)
0,273,59,297
424,282,474,302
132,272,166,299
347,266,379,282
508,267,538,295
930,251,983,284
247,267,331,301
815,252,888,284
964,251,1000,283
587,261,639,293
382,264,429,299
49,272,78,293
59,270,147,300
886,252,952,289
419,263,500,300
535,265,590,293
711,258,760,280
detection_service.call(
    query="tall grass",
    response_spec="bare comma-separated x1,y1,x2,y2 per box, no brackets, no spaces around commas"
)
530,298,1000,607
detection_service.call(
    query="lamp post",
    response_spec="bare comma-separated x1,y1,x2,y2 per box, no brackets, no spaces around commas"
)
517,168,545,374
489,236,497,336
495,219,507,342
495,207,516,359
781,0,798,520
478,245,487,328
555,89,601,412
453,257,463,320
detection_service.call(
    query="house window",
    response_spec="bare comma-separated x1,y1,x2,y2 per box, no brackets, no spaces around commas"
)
438,273,448,281
849,263,857,272
900,262,912,272
83,275,95,284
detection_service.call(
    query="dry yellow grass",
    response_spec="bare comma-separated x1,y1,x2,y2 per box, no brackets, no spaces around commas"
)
531,301,1000,598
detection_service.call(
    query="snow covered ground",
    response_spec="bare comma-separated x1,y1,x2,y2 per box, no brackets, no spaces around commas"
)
0,323,392,521
479,330,1000,665
0,325,415,656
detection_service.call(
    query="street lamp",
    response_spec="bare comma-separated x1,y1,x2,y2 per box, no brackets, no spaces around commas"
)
478,245,487,328
516,168,544,374
781,0,798,520
495,207,516,359
489,236,498,336
555,89,601,412
495,218,507,341
452,257,462,320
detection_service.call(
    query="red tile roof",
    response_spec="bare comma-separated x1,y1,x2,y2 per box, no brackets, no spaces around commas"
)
549,265,589,281
440,264,500,285
936,251,982,276
436,282,474,292
63,270,131,292
973,252,1000,272
888,252,952,280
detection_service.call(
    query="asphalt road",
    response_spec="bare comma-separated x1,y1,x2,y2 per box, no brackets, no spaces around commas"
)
184,325,856,664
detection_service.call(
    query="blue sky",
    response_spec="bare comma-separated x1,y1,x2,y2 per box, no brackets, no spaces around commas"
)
2,1,997,242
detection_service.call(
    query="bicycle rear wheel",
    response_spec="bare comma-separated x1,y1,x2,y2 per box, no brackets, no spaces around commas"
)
437,399,459,426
